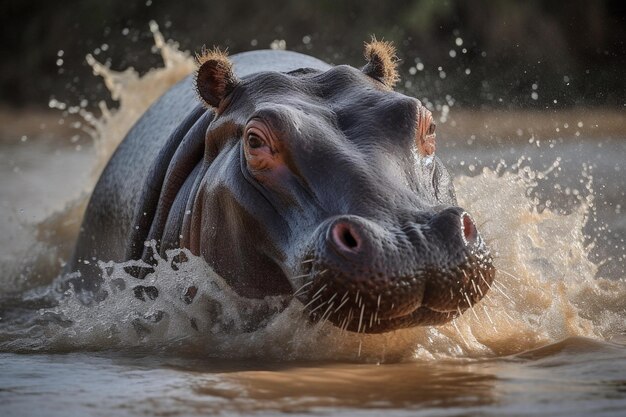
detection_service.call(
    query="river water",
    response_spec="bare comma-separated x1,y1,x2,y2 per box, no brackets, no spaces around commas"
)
1,27,625,417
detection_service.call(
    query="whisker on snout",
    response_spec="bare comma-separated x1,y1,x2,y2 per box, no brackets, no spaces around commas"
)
308,300,328,315
334,293,351,312
292,280,314,297
497,268,523,283
302,294,323,310
310,283,328,300
320,300,336,326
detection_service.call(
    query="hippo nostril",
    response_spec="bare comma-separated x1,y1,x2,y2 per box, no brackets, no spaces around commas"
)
331,222,361,253
341,228,358,248
461,212,478,244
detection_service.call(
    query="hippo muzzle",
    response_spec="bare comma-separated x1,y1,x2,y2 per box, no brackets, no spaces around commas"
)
296,208,495,333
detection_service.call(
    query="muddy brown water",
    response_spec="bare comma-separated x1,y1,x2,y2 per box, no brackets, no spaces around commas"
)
1,31,625,417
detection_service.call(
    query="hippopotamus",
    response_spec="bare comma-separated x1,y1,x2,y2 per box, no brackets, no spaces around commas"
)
68,40,495,333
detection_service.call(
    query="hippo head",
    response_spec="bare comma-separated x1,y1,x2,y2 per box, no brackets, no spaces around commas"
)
184,41,495,333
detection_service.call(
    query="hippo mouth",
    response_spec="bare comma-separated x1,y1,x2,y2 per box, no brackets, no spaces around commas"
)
294,210,496,333
297,253,496,333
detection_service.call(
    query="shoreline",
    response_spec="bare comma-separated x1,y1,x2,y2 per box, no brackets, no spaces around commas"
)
441,108,625,141
0,106,623,147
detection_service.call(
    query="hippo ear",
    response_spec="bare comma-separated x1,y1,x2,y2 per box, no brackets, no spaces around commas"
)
361,37,400,88
195,46,239,108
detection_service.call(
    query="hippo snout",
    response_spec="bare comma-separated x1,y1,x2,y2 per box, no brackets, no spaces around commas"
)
298,208,495,333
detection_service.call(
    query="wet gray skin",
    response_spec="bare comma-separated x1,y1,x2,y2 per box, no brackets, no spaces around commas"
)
68,46,495,333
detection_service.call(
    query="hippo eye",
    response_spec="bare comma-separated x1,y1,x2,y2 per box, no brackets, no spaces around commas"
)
416,107,436,157
247,134,263,149
427,122,436,136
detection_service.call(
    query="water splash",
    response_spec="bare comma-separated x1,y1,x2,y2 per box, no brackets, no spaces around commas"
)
1,25,624,362
4,21,197,294
82,20,196,176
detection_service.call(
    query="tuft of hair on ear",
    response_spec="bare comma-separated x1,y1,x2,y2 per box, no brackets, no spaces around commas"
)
362,37,400,88
194,46,238,108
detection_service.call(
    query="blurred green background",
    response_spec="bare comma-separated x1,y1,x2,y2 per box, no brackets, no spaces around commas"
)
1,0,624,109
